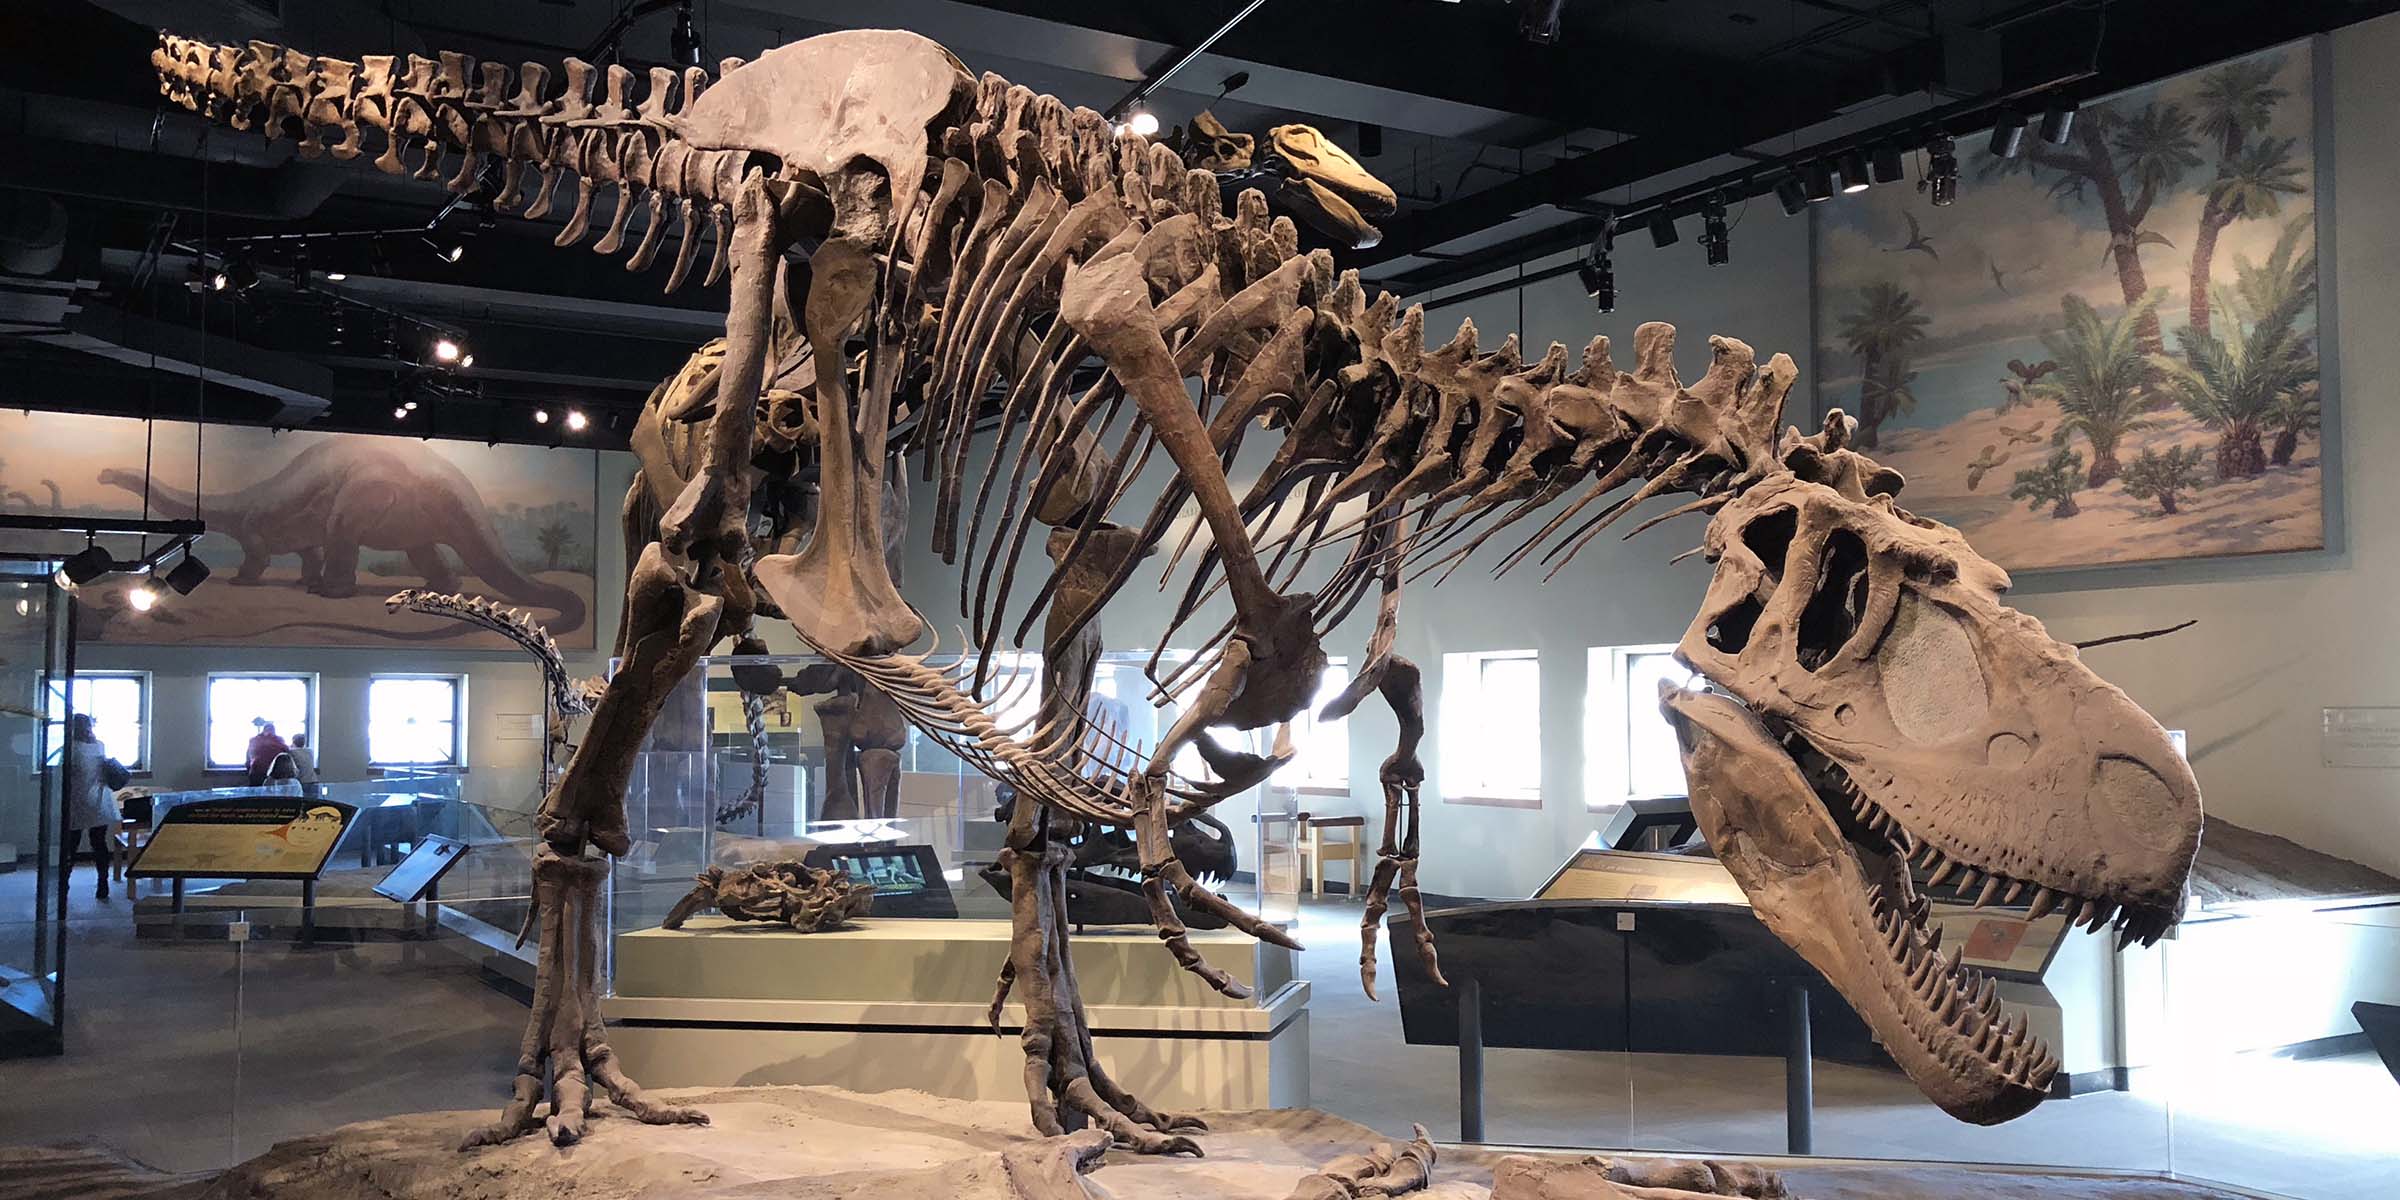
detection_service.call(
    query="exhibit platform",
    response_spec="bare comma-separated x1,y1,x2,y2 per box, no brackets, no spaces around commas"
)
0,1084,2277,1200
606,917,1310,1113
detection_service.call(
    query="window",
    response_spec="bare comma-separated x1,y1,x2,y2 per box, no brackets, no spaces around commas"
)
1439,649,1541,803
43,672,150,771
368,675,466,767
1587,645,1697,806
205,673,315,770
1291,659,1352,791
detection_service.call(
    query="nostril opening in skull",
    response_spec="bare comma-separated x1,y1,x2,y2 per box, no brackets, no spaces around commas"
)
1740,506,1797,578
1796,529,1870,672
1707,594,1764,655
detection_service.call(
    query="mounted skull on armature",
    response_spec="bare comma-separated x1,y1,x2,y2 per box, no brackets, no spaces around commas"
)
156,20,2201,1166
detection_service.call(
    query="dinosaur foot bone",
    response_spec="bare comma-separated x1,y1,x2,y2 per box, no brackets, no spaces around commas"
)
1283,1123,1436,1199
461,847,708,1148
1491,1154,1788,1200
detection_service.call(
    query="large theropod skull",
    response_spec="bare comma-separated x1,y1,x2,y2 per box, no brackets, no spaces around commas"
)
1662,421,2201,1124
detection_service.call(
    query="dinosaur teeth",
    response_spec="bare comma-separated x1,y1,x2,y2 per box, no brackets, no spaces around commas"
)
2025,887,2060,921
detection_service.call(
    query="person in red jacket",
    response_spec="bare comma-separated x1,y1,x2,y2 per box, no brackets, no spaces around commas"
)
245,720,291,787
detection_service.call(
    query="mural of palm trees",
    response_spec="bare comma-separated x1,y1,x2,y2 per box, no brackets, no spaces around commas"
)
1836,281,1929,449
2151,213,2317,479
2009,448,2086,519
2033,292,2161,487
1992,101,2200,355
535,520,577,571
2271,384,2321,466
2189,57,2301,338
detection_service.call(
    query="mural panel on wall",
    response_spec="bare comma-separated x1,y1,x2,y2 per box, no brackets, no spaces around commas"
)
1814,44,2324,571
0,412,598,648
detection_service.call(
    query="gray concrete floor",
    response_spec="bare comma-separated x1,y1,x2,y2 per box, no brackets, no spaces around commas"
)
1,874,2391,1198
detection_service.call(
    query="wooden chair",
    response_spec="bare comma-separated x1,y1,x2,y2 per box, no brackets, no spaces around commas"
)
1298,813,1368,899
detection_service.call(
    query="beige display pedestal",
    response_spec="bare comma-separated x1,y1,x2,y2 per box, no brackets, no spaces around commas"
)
607,917,1309,1113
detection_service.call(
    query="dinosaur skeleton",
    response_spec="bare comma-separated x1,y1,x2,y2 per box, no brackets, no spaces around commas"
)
386,588,600,793
159,22,2201,1154
662,861,875,932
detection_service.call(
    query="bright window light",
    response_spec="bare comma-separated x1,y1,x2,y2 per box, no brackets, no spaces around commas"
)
1586,644,1696,806
1291,659,1351,790
368,675,464,767
206,674,313,770
1440,649,1541,801
44,672,150,770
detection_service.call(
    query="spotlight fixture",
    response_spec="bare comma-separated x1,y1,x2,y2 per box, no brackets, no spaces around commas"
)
1774,173,1808,216
225,255,260,292
126,581,160,613
1988,111,2027,160
201,262,230,292
565,409,589,432
2038,105,2077,146
1115,108,1160,138
1925,134,1960,207
1575,222,1615,313
459,354,475,370
162,552,211,596
534,408,551,424
326,271,348,282
1870,142,1906,185
431,335,464,365
1803,161,1836,203
1518,0,1565,44
1837,149,1872,194
426,238,467,263
1648,212,1679,248
57,543,112,589
393,406,409,420
1701,193,1730,267
403,400,419,411
670,0,703,68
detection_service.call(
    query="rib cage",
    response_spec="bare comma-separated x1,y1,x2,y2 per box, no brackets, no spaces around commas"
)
160,32,1807,821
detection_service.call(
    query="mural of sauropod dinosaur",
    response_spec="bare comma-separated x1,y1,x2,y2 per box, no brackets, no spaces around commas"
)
100,438,586,634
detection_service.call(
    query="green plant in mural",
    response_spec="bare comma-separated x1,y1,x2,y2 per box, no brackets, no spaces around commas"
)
2270,384,2321,467
2189,57,2302,339
2034,292,2161,487
1835,281,1929,449
2119,444,2208,515
2153,212,2317,480
535,520,577,571
2010,447,2087,519
1989,100,2200,355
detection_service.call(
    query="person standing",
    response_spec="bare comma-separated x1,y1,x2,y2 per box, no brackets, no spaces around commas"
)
245,719,290,787
62,714,121,901
288,732,321,798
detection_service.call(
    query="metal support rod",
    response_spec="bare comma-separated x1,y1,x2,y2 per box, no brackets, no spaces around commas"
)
1785,980,1814,1155
1458,974,1485,1143
1103,0,1271,119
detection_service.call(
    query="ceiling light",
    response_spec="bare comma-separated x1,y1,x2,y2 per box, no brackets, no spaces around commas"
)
403,400,419,411
2038,106,2077,146
1989,111,2027,160
162,553,211,596
126,581,159,613
565,409,589,432
1870,143,1905,185
207,267,230,292
393,406,409,420
326,271,348,281
1803,161,1836,203
1120,108,1160,138
534,409,550,424
1926,134,1960,207
1837,149,1872,194
431,336,463,364
1774,174,1808,216
1701,193,1730,266
57,544,112,588
670,0,703,68
459,354,474,370
1576,225,1615,313
1648,213,1679,248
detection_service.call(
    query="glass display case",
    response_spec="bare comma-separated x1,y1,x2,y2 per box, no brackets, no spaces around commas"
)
606,648,1304,958
0,559,71,1057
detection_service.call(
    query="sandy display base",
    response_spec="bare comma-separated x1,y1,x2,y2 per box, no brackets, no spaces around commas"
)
0,1085,2258,1200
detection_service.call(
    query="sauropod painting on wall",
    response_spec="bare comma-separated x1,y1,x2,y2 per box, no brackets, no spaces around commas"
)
0,410,599,649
